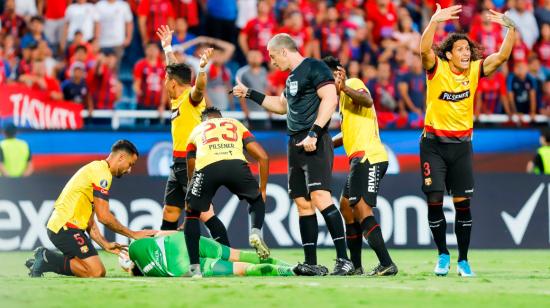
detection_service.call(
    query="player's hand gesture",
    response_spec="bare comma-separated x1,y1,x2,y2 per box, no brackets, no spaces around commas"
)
231,78,249,98
430,4,462,23
296,135,317,152
486,9,516,29
133,229,158,239
156,25,173,50
104,242,127,255
335,67,346,93
199,48,214,68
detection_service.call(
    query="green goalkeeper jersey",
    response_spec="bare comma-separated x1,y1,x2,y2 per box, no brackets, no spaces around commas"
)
128,232,191,277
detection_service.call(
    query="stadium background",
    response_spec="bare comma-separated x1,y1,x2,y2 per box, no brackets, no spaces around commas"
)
1,0,550,253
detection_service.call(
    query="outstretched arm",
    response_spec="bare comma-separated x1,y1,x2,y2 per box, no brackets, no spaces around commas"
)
420,4,462,70
232,80,288,114
483,10,516,76
156,25,178,65
191,48,213,102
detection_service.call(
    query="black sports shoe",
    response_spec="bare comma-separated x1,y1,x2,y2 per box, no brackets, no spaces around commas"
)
25,258,35,271
293,263,326,276
366,263,398,276
315,264,329,276
349,266,364,276
29,247,46,278
331,258,354,276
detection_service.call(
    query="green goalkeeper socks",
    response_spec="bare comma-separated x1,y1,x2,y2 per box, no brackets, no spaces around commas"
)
238,251,290,266
244,264,295,277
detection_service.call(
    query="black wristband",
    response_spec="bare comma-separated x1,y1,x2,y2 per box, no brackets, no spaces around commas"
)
246,89,266,105
309,124,323,138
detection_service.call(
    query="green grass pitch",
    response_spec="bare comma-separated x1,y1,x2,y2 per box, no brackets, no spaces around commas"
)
1,249,549,307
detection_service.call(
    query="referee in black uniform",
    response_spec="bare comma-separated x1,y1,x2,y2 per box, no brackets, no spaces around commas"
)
232,33,353,275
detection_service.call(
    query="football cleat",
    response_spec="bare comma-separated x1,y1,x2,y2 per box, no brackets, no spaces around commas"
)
457,260,476,277
349,266,364,276
29,247,46,278
293,263,326,276
434,253,451,276
330,258,355,276
249,228,270,259
366,263,398,276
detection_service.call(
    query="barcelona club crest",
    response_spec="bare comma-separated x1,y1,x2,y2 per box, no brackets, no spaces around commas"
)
80,246,89,254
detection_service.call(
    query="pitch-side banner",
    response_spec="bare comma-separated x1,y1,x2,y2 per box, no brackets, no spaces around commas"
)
1,174,549,250
0,84,83,129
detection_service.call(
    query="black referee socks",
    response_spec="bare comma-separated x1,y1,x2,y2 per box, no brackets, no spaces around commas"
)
205,216,230,247
454,199,472,262
321,205,349,260
346,222,363,269
361,216,393,267
184,210,202,265
299,214,318,265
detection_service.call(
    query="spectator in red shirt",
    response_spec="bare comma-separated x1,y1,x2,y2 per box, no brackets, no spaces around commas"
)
470,10,504,57
19,59,62,100
1,0,27,38
278,11,314,57
171,0,200,31
266,63,288,96
367,61,398,122
87,51,122,110
475,69,509,117
133,43,166,112
510,32,531,71
314,6,348,59
41,0,70,49
364,0,397,44
239,0,276,63
535,23,550,78
16,44,37,79
137,0,175,46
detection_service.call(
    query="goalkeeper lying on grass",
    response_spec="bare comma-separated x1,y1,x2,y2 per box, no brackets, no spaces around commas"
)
118,231,326,277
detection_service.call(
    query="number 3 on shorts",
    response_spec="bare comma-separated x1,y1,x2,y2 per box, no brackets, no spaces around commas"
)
73,234,85,246
423,162,431,177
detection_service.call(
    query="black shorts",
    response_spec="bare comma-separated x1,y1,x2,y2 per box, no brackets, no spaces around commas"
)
47,227,98,259
288,130,334,199
342,159,388,207
164,162,188,208
186,159,261,212
420,137,474,197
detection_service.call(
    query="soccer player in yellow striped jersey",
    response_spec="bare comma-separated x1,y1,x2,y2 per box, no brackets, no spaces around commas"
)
420,4,515,277
155,25,229,246
28,140,157,278
323,56,397,277
183,107,270,277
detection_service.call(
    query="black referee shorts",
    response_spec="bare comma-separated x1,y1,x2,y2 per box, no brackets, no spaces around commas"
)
186,159,261,212
164,162,188,208
341,158,388,207
420,137,474,197
288,130,334,199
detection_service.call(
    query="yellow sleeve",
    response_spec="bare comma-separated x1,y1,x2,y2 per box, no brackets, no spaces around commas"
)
346,78,369,94
92,164,112,201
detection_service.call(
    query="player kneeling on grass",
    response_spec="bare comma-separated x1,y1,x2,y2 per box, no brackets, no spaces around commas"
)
26,140,157,278
183,107,271,277
322,57,397,276
118,231,322,277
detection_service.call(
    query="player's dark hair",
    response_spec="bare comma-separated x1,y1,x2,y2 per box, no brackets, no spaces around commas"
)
131,265,144,276
201,107,223,121
111,139,139,157
166,63,193,85
435,33,483,62
322,56,342,72
3,123,16,138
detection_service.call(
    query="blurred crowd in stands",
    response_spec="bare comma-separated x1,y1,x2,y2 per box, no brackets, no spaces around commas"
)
2,0,550,129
